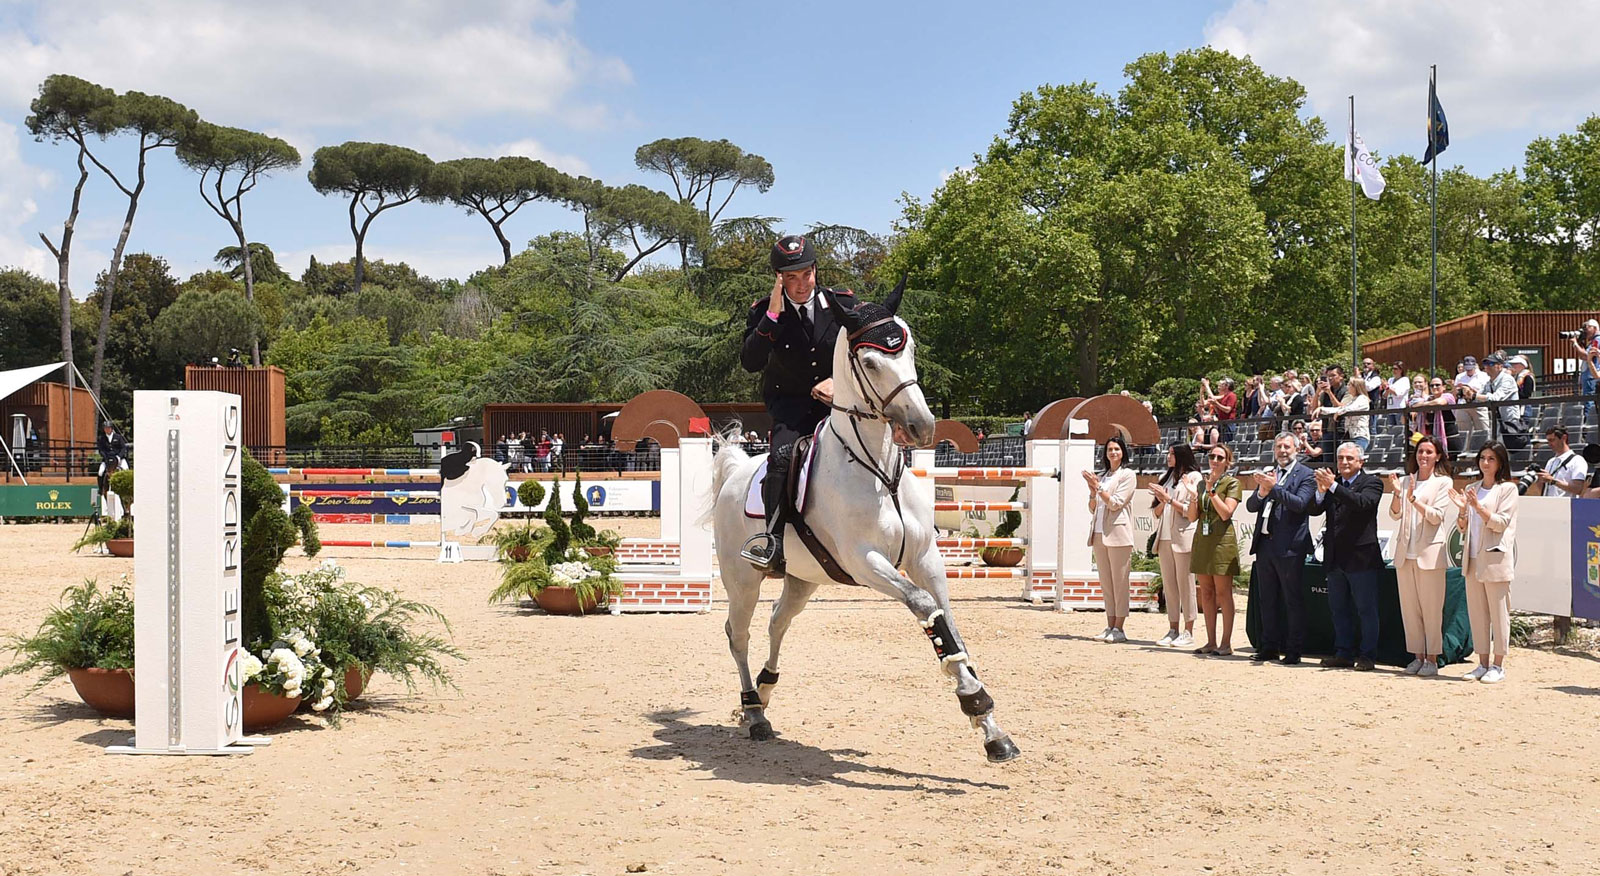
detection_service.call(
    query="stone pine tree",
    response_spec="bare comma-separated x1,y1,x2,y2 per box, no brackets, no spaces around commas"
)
307,142,446,296
81,87,198,398
634,137,775,274
25,74,118,376
434,156,572,265
177,123,301,365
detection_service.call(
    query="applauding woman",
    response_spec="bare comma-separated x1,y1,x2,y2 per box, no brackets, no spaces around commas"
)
1452,441,1518,684
1389,435,1456,677
1150,444,1203,648
1189,443,1243,656
1085,436,1137,643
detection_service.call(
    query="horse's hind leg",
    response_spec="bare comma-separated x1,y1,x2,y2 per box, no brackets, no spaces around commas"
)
758,574,821,709
720,562,774,740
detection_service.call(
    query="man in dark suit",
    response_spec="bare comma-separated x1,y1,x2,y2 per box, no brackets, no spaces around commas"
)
1246,432,1318,664
1308,442,1385,671
738,235,856,571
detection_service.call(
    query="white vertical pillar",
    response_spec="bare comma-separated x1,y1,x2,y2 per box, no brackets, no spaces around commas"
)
677,438,713,579
659,446,682,543
1024,439,1060,601
1056,438,1097,610
113,390,255,756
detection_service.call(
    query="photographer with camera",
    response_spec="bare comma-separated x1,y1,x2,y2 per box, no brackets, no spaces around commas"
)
1565,320,1600,418
1527,425,1587,497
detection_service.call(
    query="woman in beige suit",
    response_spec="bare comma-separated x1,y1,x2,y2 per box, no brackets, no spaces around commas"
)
1388,434,1455,677
1149,443,1202,648
1451,441,1518,684
1085,435,1137,643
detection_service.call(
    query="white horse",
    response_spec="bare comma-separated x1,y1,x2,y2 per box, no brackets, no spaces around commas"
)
710,288,1021,763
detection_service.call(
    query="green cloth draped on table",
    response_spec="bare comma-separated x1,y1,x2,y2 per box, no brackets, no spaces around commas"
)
1245,561,1473,666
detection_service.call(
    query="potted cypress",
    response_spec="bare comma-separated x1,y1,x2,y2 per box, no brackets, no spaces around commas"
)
980,486,1026,567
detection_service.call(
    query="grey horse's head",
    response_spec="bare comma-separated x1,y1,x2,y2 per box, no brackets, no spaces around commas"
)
819,277,937,448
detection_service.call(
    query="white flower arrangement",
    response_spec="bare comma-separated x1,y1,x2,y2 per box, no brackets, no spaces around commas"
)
244,633,336,711
549,560,602,587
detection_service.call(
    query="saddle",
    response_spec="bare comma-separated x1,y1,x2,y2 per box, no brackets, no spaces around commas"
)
764,434,860,587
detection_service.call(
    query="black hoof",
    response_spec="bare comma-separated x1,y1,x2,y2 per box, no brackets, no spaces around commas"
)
984,735,1021,763
748,719,775,741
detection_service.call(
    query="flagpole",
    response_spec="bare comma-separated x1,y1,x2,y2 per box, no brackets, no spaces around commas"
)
1429,65,1439,377
1350,95,1359,371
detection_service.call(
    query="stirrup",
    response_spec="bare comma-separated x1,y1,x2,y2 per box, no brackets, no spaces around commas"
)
740,532,780,570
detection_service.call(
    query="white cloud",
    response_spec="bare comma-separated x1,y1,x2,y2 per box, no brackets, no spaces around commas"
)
407,128,591,175
1206,0,1600,162
0,0,628,129
0,121,53,278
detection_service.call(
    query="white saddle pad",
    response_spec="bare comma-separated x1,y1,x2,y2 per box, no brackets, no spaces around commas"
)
743,425,823,519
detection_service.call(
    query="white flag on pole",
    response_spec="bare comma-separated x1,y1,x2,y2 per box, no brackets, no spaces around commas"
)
1343,130,1386,200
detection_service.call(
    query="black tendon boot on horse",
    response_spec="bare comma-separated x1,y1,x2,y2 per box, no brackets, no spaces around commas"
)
741,443,792,573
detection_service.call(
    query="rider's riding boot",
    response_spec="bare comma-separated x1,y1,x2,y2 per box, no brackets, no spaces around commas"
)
740,450,789,572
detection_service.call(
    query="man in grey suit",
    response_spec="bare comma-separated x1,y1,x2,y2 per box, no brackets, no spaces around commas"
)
1246,432,1318,665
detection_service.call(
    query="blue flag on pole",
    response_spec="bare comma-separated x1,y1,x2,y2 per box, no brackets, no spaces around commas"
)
1423,78,1449,164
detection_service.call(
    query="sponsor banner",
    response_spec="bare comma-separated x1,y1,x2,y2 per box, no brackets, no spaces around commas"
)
1570,499,1600,620
0,484,98,517
294,495,440,516
508,479,659,513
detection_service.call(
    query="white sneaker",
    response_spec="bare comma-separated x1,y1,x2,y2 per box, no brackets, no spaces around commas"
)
1464,665,1488,682
1157,631,1177,647
1096,627,1113,642
1418,661,1439,677
1173,631,1195,648
1109,629,1128,644
1481,666,1506,684
1403,659,1423,675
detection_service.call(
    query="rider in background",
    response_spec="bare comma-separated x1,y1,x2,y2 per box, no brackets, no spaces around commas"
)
738,235,855,571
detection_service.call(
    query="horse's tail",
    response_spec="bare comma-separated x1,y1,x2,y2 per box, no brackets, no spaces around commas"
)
701,424,749,528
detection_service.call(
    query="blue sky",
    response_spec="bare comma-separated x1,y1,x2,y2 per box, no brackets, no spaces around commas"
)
3,0,1598,292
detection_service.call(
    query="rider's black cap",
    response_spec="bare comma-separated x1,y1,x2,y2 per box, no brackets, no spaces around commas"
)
769,235,816,273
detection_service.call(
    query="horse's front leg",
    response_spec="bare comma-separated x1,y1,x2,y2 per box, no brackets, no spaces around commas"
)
759,574,821,709
852,549,1021,763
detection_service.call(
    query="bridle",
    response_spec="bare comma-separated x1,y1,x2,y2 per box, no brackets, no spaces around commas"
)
825,314,920,567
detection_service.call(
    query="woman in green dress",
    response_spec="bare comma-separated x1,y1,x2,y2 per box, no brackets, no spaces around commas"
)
1188,443,1242,656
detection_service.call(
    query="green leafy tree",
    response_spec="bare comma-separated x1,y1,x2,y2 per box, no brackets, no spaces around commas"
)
150,288,263,376
0,269,67,370
86,254,182,418
308,142,448,296
214,243,288,284
1513,115,1600,309
176,123,300,364
433,156,573,265
25,74,119,375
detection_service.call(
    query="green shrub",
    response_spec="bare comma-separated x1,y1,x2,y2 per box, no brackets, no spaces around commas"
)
0,579,135,691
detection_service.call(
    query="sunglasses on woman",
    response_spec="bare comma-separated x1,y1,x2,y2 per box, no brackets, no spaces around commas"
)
1209,453,1228,461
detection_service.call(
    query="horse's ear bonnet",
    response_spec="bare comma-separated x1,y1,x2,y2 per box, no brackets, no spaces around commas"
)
828,274,909,354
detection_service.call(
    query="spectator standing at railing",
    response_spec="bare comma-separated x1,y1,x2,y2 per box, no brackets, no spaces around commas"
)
1317,376,1372,452
1200,377,1238,441
1533,425,1587,497
1508,355,1535,402
1360,357,1384,397
1454,356,1492,435
1572,320,1600,418
552,433,565,469
1411,377,1460,454
1480,355,1527,450
1383,361,1411,430
520,432,535,473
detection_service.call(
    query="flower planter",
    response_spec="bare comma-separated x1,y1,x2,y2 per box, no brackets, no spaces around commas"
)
344,665,369,701
506,545,532,562
980,546,1025,567
582,546,615,558
242,683,301,731
67,667,135,718
535,585,601,615
106,539,134,558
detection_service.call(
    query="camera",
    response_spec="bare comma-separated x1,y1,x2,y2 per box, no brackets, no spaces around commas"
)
1559,329,1583,339
1516,464,1541,495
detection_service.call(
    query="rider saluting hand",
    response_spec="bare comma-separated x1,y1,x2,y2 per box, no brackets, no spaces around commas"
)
739,235,856,571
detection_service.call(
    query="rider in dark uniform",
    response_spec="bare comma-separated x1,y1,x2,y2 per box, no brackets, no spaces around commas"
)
738,235,855,571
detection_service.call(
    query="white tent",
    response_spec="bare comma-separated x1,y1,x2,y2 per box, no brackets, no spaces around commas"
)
0,361,109,485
